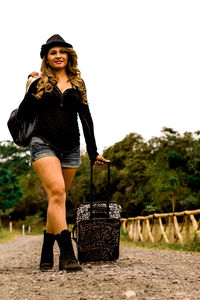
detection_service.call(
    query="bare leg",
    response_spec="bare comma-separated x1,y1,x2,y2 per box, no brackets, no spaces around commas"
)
32,157,72,234
61,167,77,227
33,156,80,271
62,168,77,193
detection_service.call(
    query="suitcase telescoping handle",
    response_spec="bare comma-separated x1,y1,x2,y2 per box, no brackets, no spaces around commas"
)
90,161,111,219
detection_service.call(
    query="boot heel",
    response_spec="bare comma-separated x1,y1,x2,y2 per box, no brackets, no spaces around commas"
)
56,230,82,272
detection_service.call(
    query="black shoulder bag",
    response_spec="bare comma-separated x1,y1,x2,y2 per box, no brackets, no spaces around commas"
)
7,109,37,147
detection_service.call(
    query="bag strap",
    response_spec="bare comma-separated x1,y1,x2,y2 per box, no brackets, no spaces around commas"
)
90,161,111,218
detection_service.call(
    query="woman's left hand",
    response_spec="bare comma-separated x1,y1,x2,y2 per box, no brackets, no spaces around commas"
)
28,71,40,78
94,154,110,166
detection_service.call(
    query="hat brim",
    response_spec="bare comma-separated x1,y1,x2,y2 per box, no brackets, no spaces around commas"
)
40,41,73,59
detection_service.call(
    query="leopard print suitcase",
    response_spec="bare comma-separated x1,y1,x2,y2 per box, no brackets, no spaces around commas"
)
72,162,121,263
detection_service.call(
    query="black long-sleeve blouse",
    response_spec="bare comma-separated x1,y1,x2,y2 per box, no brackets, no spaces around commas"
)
17,78,99,161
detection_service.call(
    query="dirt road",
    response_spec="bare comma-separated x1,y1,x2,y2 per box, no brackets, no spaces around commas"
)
0,235,199,300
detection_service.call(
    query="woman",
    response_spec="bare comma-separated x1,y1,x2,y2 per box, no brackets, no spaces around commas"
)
17,34,109,272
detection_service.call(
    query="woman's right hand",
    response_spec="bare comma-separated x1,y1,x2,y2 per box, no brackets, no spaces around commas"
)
94,154,110,166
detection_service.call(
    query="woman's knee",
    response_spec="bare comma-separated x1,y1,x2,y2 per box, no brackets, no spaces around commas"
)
48,184,66,206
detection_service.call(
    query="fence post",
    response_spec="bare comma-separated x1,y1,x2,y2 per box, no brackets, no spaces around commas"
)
22,224,25,235
159,217,169,243
154,218,159,242
142,219,147,241
190,214,198,230
9,222,12,233
133,220,138,241
137,219,144,241
169,216,174,243
173,216,183,245
128,221,134,240
146,219,154,243
185,215,190,243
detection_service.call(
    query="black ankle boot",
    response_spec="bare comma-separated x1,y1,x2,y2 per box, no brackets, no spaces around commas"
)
56,230,82,272
40,230,56,271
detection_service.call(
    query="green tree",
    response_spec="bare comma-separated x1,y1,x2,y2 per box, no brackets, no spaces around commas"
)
0,141,31,176
102,133,152,216
0,168,23,223
10,172,48,221
146,128,196,212
147,166,189,212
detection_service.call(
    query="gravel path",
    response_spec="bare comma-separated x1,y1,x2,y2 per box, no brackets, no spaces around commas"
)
0,235,200,300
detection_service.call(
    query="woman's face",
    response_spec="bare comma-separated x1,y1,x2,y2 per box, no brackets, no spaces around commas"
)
46,46,69,70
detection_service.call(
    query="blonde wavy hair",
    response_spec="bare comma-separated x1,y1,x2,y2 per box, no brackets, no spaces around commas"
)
34,47,87,104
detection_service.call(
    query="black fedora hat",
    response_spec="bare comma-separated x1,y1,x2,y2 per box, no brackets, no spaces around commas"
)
40,34,73,59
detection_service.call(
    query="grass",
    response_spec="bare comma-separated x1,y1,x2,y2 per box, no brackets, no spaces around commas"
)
0,229,21,243
120,229,200,253
0,222,46,243
0,223,76,243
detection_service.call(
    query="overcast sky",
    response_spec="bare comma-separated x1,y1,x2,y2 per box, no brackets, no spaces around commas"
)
1,0,200,153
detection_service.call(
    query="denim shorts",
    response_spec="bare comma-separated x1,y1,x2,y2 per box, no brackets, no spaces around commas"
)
29,136,80,168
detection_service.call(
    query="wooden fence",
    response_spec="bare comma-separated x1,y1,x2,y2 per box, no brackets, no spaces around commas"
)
6,222,31,235
121,209,200,245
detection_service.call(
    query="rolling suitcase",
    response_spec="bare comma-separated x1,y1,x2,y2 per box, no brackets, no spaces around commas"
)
72,161,121,263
